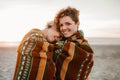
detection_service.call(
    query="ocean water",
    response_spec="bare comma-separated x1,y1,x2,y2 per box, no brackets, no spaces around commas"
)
87,38,120,45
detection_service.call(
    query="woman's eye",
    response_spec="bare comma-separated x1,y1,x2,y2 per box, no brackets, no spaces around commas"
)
66,22,71,25
60,24,63,27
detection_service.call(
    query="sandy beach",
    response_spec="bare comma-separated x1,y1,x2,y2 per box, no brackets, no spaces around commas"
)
0,39,120,80
89,45,120,80
0,47,17,80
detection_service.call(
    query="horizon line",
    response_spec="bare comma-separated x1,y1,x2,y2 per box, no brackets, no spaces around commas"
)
0,37,120,43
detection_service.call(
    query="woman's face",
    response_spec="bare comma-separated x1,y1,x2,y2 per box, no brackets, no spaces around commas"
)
59,16,79,38
46,28,61,43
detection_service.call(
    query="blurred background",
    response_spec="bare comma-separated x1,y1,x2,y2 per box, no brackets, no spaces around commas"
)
0,0,120,80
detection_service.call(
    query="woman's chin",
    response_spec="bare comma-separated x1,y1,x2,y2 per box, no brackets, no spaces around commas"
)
64,35,70,38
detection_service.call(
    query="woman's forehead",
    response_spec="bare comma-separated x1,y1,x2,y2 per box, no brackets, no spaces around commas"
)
59,16,74,23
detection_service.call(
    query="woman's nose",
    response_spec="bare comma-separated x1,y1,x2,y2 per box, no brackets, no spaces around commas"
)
62,25,66,30
61,25,67,32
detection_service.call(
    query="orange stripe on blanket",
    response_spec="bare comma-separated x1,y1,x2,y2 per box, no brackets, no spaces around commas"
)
13,52,22,80
36,42,49,80
60,42,75,80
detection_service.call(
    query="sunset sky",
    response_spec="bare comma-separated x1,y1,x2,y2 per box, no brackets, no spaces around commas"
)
0,0,120,42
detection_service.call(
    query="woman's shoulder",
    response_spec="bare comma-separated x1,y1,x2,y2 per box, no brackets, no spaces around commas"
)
27,28,44,35
29,28,41,32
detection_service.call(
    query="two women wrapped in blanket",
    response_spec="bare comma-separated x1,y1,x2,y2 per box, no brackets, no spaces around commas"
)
13,6,94,80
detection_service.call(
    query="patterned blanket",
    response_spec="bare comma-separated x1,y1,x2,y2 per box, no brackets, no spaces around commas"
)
54,30,94,80
13,29,94,80
13,29,56,80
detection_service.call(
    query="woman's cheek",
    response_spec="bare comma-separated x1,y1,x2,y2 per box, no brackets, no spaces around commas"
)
60,28,62,33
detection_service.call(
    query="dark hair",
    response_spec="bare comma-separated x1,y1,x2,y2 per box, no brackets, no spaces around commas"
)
54,6,80,31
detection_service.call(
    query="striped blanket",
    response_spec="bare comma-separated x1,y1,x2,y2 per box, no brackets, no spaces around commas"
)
13,29,94,80
13,29,56,80
54,30,94,80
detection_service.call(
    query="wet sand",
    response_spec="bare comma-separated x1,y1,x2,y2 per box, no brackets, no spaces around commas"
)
0,44,120,80
0,47,17,80
89,45,120,80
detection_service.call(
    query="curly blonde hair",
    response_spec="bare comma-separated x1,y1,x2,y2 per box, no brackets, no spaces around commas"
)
46,21,54,28
54,6,80,31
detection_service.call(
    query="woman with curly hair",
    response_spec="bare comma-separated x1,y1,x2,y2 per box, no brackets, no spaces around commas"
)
54,6,94,80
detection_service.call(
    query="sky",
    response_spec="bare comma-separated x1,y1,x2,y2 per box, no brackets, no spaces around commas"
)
0,0,120,42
